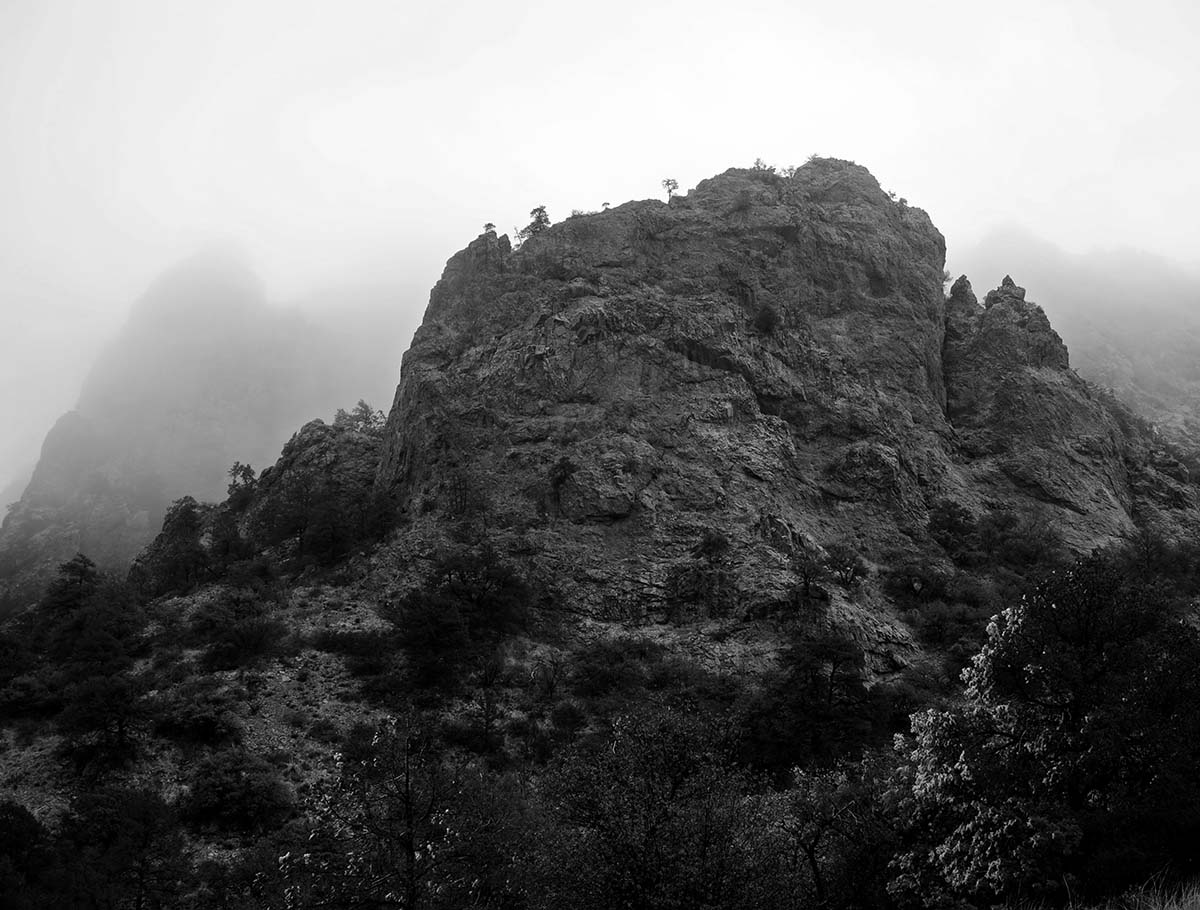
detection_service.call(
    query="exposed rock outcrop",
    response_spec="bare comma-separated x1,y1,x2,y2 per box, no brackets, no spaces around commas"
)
374,159,1200,620
243,417,389,560
125,416,389,597
957,227,1200,447
941,274,1148,540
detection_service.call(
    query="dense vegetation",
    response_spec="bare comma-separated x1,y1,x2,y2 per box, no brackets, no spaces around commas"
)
2,415,1200,908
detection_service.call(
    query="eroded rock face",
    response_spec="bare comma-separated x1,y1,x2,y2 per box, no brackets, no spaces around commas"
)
941,275,1168,541
375,159,1196,617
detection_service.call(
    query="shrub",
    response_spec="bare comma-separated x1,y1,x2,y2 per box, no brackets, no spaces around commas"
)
739,629,876,775
387,546,530,690
182,749,293,832
56,788,188,909
823,542,867,587
883,560,950,606
789,547,831,602
150,680,243,746
548,457,577,514
332,400,386,434
692,528,731,563
0,673,59,719
927,499,978,562
222,555,278,590
569,637,662,701
531,709,762,910
308,717,341,743
208,508,252,570
644,655,741,710
38,553,101,615
527,656,566,702
55,673,145,770
0,798,56,905
310,628,396,678
666,530,738,622
905,599,974,646
977,507,1066,571
753,304,780,334
189,593,287,670
549,699,587,733
292,715,521,909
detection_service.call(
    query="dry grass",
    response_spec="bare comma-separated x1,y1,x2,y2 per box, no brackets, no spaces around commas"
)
1109,884,1200,910
1032,883,1200,910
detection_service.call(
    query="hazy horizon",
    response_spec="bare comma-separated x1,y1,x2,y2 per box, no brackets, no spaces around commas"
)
4,0,1199,504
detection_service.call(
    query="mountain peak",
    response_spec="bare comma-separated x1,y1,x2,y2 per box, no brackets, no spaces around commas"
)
131,244,265,328
375,161,1196,621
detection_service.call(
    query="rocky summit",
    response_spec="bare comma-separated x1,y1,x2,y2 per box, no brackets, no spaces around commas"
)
376,158,1199,624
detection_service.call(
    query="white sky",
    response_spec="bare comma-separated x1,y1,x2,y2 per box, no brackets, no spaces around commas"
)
2,0,1199,489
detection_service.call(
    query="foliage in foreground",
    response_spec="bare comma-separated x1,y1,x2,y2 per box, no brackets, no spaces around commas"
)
894,550,1200,906
4,530,1200,909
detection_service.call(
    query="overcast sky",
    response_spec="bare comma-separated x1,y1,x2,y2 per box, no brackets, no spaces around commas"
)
2,0,1199,494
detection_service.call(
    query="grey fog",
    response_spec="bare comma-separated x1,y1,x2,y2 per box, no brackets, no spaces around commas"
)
2,0,1199,507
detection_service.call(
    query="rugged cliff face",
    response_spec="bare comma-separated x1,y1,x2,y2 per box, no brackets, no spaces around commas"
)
941,274,1149,541
376,159,1199,621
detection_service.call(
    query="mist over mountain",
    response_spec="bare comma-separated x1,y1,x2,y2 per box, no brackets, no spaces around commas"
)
4,0,1200,904
0,468,31,515
0,249,408,615
955,227,1200,439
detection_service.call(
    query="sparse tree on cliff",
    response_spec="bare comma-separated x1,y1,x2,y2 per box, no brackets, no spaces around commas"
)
226,461,256,511
662,177,678,201
790,546,829,601
334,399,385,434
516,205,551,244
823,542,867,587
39,554,100,615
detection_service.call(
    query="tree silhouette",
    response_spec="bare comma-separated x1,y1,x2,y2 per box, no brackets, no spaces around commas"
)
39,553,100,615
516,205,551,244
390,545,529,690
